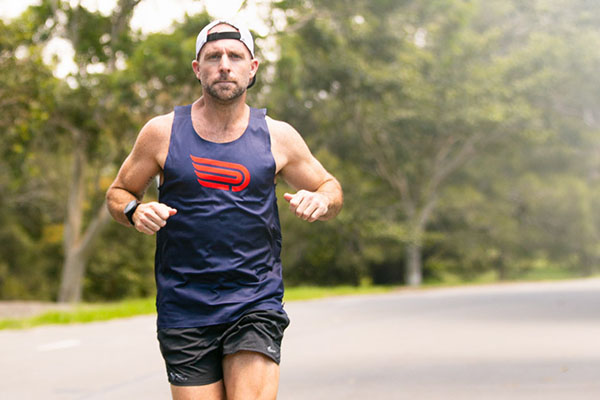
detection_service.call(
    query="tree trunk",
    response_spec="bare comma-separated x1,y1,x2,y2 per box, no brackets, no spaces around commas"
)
58,201,111,303
58,203,111,303
58,130,111,303
59,246,85,302
59,129,85,303
405,239,423,287
496,255,508,281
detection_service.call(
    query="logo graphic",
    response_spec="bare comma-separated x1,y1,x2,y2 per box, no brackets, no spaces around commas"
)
190,155,251,192
169,371,188,383
267,345,278,354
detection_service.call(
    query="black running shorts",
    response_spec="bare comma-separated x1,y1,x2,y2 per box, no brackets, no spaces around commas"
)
157,309,290,386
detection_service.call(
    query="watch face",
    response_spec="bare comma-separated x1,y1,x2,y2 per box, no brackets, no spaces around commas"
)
124,200,139,225
124,200,138,214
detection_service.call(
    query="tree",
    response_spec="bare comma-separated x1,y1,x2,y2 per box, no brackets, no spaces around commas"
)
56,0,142,302
268,0,520,285
429,3,600,281
267,0,600,286
0,17,62,299
4,0,145,302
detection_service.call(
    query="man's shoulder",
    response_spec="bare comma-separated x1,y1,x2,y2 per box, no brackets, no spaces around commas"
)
138,112,174,141
265,116,299,141
134,112,175,154
145,111,175,133
265,115,310,168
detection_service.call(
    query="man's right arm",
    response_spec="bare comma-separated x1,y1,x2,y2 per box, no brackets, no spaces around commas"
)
106,114,177,235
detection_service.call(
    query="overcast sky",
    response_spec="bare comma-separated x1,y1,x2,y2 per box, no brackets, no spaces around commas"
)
0,0,254,31
0,0,271,78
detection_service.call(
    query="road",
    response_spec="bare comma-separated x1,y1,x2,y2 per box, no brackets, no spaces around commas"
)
1,278,599,399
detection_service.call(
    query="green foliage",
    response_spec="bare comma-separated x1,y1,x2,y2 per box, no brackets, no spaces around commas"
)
65,5,113,64
267,0,600,284
0,17,62,300
83,220,156,302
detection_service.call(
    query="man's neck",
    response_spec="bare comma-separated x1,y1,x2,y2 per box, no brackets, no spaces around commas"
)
192,95,250,142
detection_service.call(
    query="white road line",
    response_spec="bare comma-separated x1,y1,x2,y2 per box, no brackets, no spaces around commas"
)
37,339,81,352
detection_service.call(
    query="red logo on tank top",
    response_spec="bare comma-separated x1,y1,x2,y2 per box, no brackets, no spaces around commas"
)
190,155,251,192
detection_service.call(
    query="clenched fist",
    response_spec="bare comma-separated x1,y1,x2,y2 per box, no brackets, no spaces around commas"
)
132,201,177,235
283,190,329,223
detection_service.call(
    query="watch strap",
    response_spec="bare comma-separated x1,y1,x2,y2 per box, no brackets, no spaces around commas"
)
124,200,140,226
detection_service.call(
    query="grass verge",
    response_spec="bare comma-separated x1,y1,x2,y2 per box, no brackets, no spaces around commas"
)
0,285,396,330
0,298,156,330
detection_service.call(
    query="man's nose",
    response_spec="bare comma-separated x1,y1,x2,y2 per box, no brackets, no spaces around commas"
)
218,55,231,71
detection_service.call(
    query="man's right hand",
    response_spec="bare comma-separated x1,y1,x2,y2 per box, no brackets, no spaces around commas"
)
132,202,177,235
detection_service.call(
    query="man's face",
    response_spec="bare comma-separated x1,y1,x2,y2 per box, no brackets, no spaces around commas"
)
193,24,258,102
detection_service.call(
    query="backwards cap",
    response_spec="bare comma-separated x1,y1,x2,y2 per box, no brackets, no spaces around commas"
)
195,20,255,59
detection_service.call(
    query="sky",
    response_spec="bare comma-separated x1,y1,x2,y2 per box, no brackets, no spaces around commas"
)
0,0,255,29
0,0,270,78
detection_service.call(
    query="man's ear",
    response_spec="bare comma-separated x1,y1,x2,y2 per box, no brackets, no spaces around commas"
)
250,58,259,79
192,59,200,78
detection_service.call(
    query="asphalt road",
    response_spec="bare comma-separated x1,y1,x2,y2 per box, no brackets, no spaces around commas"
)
1,278,599,399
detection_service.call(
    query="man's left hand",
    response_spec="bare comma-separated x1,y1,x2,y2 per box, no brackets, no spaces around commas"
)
283,190,329,222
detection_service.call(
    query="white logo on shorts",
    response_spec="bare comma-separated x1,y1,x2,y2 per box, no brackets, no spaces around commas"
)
169,371,188,383
267,346,277,354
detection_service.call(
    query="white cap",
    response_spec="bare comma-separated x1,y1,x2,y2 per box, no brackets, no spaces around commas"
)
195,20,255,59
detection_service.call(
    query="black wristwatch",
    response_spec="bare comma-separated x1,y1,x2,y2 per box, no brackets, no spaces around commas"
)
124,200,140,226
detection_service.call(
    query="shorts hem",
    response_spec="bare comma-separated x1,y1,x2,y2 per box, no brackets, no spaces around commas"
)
223,347,281,365
169,376,223,387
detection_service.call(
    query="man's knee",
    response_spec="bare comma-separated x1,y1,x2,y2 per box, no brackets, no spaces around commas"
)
223,351,280,400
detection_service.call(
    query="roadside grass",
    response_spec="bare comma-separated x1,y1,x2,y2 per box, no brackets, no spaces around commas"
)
283,284,396,301
0,298,157,330
421,268,584,288
0,285,397,330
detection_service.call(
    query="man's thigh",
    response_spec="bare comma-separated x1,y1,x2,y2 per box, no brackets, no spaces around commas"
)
170,380,226,400
223,351,280,400
220,310,289,400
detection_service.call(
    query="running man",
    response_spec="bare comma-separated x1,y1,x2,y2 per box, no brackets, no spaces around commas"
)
106,19,343,400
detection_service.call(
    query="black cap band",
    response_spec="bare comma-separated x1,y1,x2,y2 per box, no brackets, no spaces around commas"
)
206,31,242,42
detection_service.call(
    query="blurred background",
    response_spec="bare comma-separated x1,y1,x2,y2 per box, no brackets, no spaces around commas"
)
1,0,599,304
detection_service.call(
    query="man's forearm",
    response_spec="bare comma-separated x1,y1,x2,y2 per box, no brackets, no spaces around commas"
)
316,177,343,220
106,186,140,226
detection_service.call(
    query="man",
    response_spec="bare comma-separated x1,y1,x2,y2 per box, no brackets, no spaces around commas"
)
106,19,343,400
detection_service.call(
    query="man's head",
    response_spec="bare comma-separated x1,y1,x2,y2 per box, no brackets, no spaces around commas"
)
192,20,258,101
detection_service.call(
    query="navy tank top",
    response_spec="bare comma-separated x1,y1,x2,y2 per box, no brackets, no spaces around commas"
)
155,104,285,329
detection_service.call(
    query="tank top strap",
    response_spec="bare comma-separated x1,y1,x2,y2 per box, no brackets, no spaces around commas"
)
174,104,192,118
250,107,267,119
247,107,269,144
171,105,193,140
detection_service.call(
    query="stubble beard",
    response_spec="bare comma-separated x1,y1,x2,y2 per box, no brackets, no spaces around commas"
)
204,76,246,103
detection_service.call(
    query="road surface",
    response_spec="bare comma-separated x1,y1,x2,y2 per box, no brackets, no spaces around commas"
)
1,278,599,399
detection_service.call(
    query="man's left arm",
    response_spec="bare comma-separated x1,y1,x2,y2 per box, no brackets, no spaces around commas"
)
268,118,343,222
